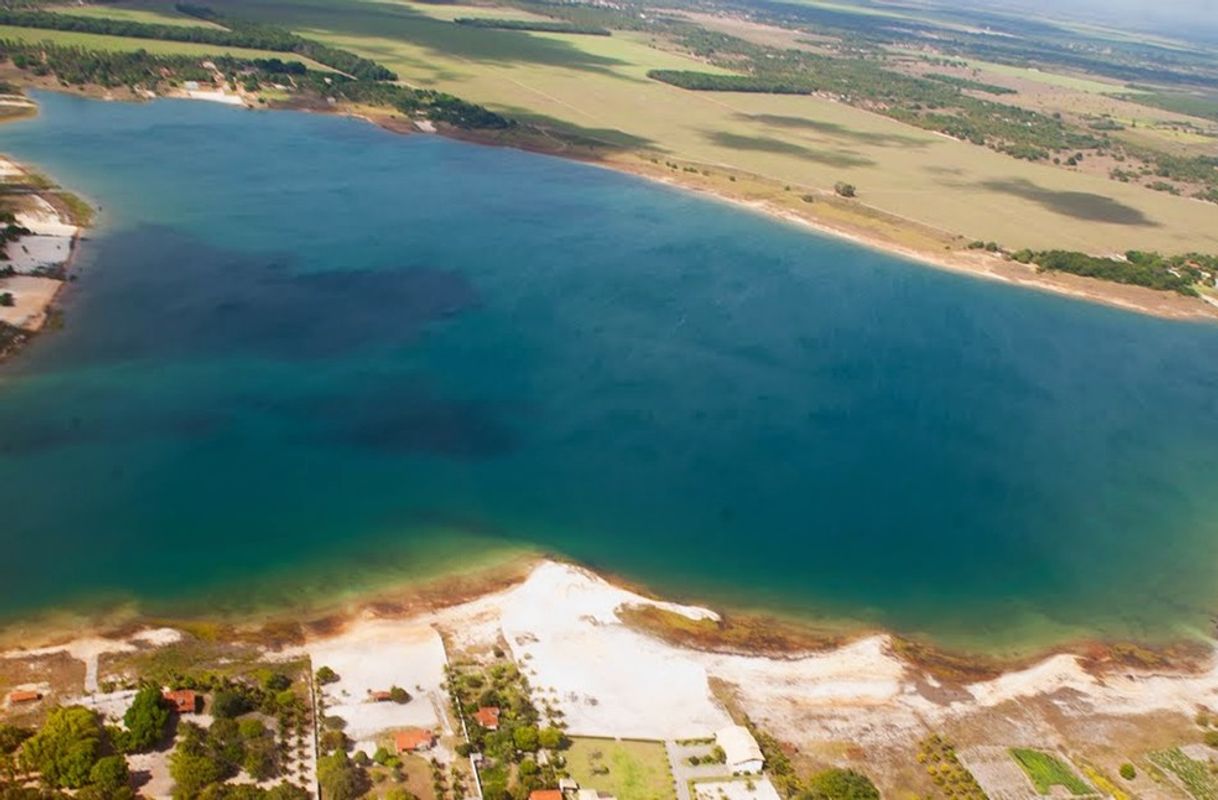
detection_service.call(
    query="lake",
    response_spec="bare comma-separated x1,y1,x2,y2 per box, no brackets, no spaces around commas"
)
2,92,1217,653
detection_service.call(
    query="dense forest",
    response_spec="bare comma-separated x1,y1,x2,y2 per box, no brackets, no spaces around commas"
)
453,18,611,35
0,6,396,80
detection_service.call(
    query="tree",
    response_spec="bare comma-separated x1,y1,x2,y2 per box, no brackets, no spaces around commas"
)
169,750,228,800
800,769,880,800
537,727,567,751
388,686,411,704
88,755,130,794
512,727,540,752
833,182,857,198
0,293,13,307
209,690,250,719
316,751,368,800
262,673,292,692
315,667,339,685
1118,763,1136,780
19,706,106,789
0,726,32,755
123,685,172,753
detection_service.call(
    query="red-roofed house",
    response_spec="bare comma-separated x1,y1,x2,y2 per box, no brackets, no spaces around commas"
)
395,728,437,754
473,706,501,730
163,689,199,714
530,791,563,800
7,690,41,705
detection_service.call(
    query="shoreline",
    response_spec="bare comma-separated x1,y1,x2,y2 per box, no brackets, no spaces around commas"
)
1,551,1212,683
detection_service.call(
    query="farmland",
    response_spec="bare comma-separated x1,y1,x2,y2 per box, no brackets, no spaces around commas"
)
0,23,333,64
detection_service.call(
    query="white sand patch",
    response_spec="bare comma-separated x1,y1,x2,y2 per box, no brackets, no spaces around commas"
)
3,627,184,694
0,275,62,331
185,89,247,106
304,617,449,743
5,234,73,273
16,196,78,238
694,778,781,800
453,562,731,739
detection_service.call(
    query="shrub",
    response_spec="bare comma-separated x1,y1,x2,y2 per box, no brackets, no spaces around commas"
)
800,768,879,800
834,182,857,198
1205,731,1218,748
389,686,411,704
1119,763,1136,780
316,666,340,685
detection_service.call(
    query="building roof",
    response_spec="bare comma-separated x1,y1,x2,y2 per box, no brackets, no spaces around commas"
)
715,725,764,768
529,791,564,800
163,689,197,714
8,690,41,704
474,706,501,729
370,691,393,702
395,728,436,752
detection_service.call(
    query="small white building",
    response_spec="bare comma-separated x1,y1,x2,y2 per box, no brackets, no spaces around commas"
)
715,725,764,774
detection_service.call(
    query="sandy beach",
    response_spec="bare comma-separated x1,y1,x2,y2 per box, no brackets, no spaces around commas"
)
4,559,1215,795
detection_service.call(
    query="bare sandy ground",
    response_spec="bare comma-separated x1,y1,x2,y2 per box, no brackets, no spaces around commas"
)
302,618,451,748
278,561,1218,751
0,275,63,330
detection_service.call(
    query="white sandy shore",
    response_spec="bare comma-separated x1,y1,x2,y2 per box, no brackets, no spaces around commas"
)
0,275,62,330
4,562,1217,757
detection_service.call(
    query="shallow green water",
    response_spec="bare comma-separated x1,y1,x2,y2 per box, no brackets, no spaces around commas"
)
2,92,1218,652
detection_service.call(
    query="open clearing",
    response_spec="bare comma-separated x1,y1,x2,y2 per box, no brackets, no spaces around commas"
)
565,737,677,800
83,0,1218,255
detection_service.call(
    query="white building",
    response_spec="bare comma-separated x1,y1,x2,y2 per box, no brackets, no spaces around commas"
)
715,725,765,774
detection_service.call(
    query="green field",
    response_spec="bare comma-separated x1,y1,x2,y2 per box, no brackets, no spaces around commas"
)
42,3,225,27
23,0,1218,256
1009,749,1092,796
565,738,676,800
1148,748,1218,800
0,23,332,66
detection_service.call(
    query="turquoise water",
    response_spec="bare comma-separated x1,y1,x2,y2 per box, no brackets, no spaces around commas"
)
3,92,1218,651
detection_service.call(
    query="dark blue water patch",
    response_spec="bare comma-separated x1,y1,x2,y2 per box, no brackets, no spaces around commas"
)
1,92,1218,650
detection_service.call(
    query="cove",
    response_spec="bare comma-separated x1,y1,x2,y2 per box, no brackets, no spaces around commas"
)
2,91,1218,653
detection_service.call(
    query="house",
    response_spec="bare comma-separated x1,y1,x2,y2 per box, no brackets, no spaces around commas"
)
715,725,764,774
370,691,393,703
7,690,41,705
558,779,579,793
394,728,436,754
529,791,563,800
473,706,501,730
163,689,198,714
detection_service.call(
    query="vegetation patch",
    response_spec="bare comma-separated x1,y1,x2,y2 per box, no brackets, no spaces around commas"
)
1008,749,1091,796
917,735,986,800
454,18,611,36
565,738,675,800
1148,748,1218,800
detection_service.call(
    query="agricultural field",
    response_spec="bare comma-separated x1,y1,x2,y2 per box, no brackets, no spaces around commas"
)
1008,749,1093,796
21,0,1218,256
42,3,225,27
564,737,676,800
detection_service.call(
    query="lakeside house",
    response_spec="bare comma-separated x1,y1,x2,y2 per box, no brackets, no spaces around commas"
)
395,728,437,754
474,705,501,730
163,689,199,714
715,725,764,774
370,690,393,703
529,791,563,800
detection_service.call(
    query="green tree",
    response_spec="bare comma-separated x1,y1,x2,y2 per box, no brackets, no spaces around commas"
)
512,727,540,752
169,751,228,800
1119,763,1136,780
123,685,172,753
800,769,880,800
19,706,106,789
0,726,32,755
537,727,567,751
315,667,340,685
317,751,368,800
388,686,411,704
88,755,130,794
209,690,250,719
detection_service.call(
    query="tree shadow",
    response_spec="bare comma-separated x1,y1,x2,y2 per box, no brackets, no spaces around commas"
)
977,178,1159,226
505,109,664,151
704,130,874,167
735,113,929,148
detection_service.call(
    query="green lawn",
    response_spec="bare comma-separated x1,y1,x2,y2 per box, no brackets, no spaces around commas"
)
1009,749,1092,796
565,738,676,800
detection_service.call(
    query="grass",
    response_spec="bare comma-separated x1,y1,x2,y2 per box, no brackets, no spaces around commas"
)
42,4,225,28
565,737,676,800
0,23,332,66
1009,749,1092,796
1148,748,1218,800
